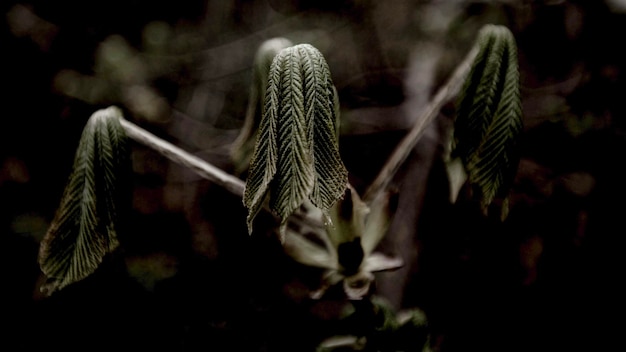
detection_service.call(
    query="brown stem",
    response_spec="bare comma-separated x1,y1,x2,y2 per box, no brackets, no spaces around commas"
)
119,118,245,197
361,45,479,204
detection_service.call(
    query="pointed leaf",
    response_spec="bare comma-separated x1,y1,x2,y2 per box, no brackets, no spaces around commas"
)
362,252,403,273
307,46,348,212
281,200,337,269
38,106,131,294
361,190,398,256
243,49,282,233
445,157,468,203
283,228,337,270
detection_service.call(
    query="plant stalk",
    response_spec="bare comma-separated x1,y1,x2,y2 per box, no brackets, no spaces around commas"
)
119,118,245,197
362,45,479,204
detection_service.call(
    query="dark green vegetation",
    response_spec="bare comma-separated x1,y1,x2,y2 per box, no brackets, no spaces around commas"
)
2,1,625,351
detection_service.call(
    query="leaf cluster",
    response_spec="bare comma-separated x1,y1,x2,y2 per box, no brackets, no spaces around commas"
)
243,43,348,237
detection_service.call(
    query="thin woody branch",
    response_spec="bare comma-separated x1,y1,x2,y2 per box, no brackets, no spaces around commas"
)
119,118,245,197
362,45,479,204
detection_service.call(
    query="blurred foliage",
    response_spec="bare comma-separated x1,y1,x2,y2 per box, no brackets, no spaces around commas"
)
316,296,431,352
2,0,626,351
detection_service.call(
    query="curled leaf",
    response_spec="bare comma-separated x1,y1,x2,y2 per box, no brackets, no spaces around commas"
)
38,106,131,294
243,43,348,235
450,24,523,217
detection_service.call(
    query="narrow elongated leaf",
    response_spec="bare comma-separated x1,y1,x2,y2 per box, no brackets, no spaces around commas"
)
243,44,348,235
451,24,523,216
311,49,348,212
281,200,338,269
270,46,316,223
38,106,131,294
284,231,336,269
360,190,398,256
242,48,281,233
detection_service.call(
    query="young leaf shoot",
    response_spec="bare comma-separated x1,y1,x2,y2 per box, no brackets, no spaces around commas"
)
38,106,131,294
243,44,348,237
448,24,523,218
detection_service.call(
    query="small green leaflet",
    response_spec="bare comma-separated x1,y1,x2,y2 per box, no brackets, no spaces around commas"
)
243,44,348,237
38,106,131,294
449,24,523,217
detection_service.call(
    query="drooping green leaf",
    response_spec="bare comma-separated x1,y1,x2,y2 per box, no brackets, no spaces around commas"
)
450,24,523,217
310,50,347,213
243,48,282,234
231,37,293,175
243,44,348,235
38,106,131,294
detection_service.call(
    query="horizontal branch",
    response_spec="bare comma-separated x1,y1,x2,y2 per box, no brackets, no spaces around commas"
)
119,118,245,197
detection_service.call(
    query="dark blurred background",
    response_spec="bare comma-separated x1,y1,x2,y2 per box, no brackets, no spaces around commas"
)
1,0,625,351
